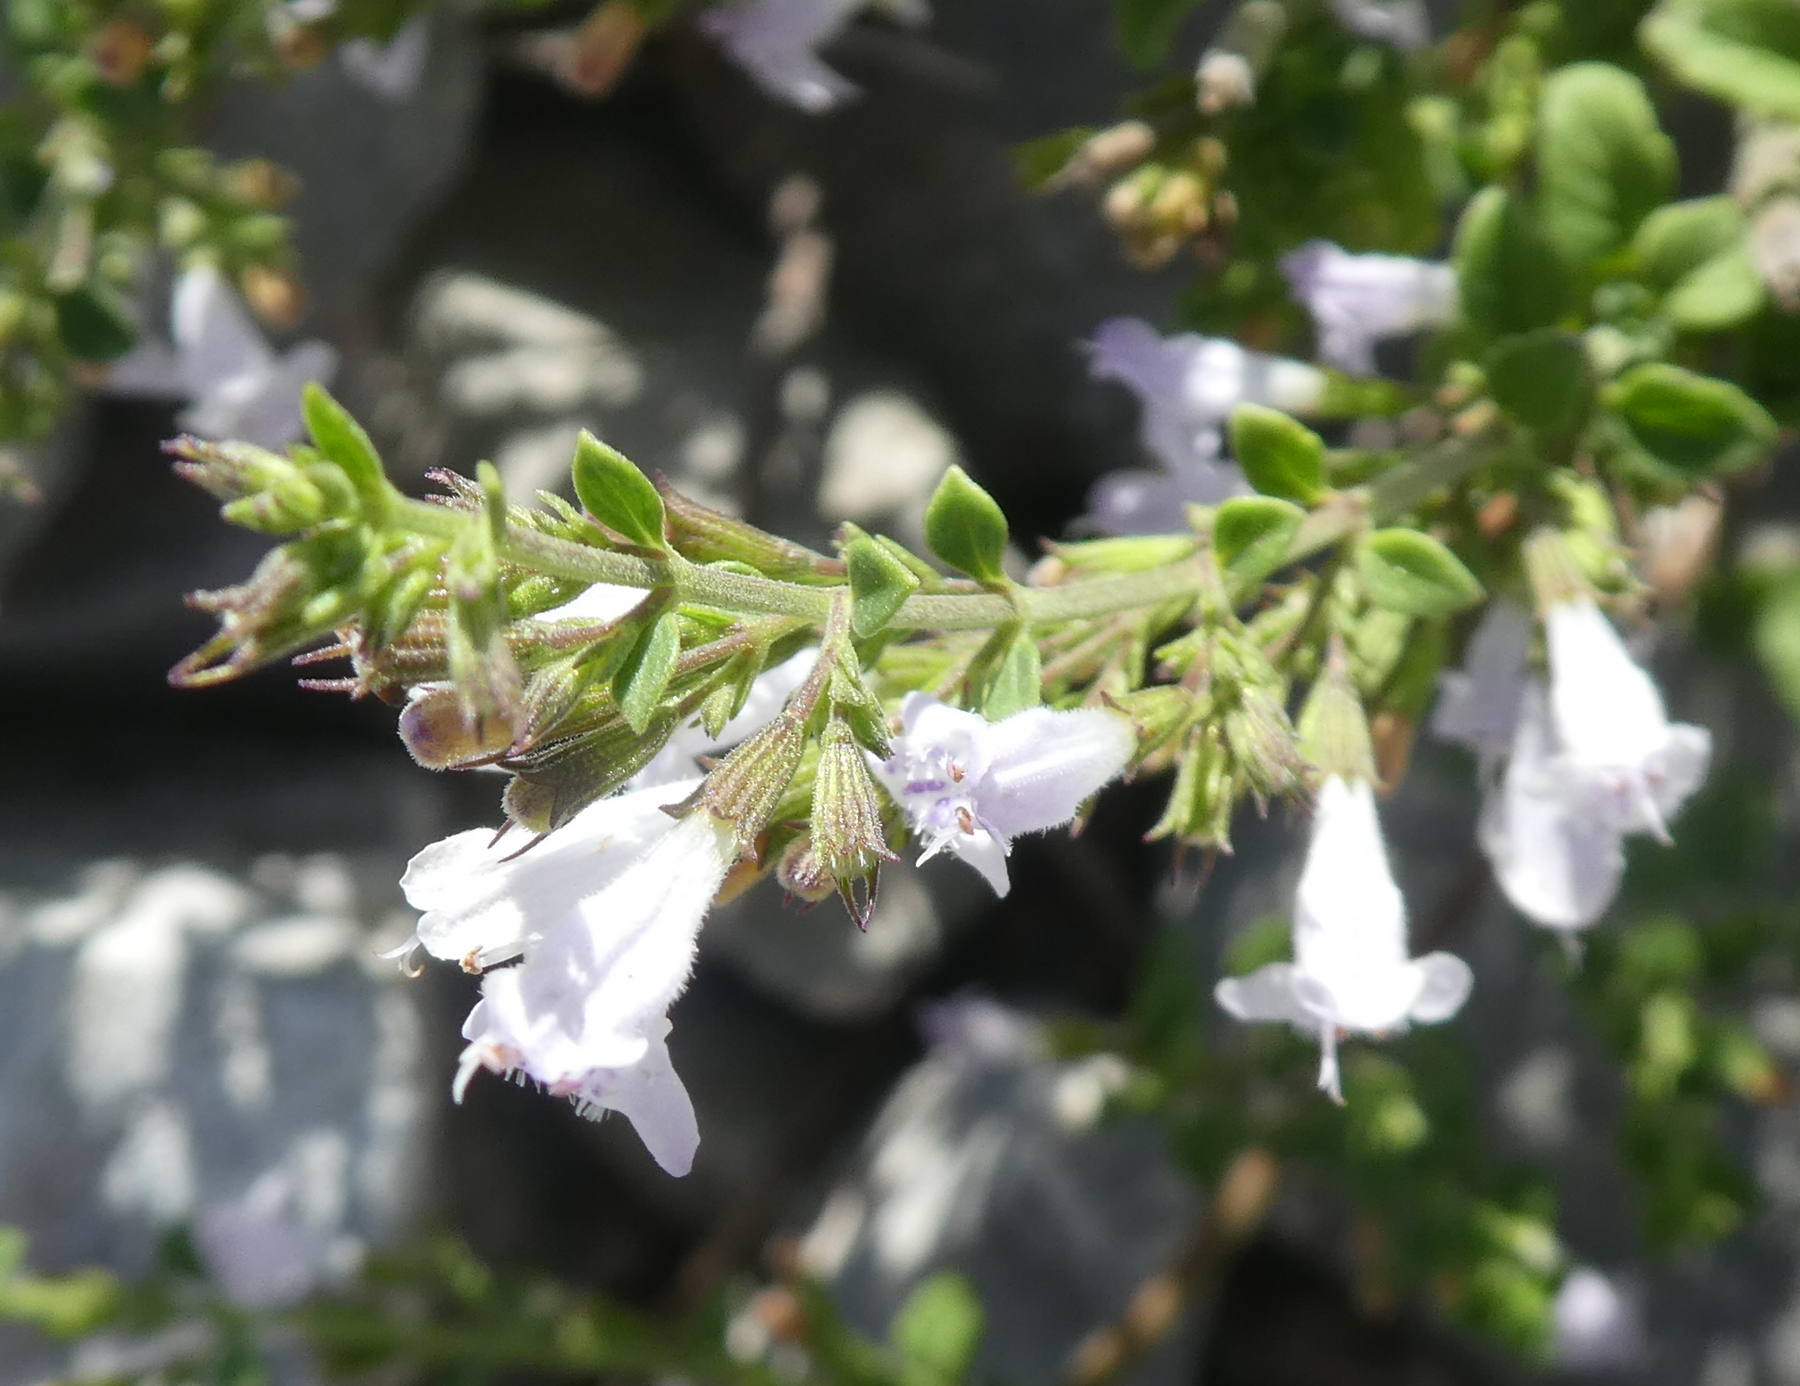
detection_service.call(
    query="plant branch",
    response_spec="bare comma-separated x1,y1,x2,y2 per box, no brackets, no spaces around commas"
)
394,431,1507,639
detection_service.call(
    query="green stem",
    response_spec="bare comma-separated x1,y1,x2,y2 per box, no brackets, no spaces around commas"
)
397,431,1503,637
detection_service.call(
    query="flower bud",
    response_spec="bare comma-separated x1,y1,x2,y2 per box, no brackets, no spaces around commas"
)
775,835,835,903
1523,528,1590,612
1298,660,1376,786
1147,725,1236,850
1224,683,1304,804
167,436,330,534
171,533,365,687
811,717,897,884
399,685,514,770
502,708,682,833
699,715,807,853
1105,686,1197,761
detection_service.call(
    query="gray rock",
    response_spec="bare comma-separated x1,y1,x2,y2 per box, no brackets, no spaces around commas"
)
795,997,1205,1386
0,847,430,1384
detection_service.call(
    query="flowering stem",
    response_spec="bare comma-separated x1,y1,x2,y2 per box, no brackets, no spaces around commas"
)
395,432,1504,636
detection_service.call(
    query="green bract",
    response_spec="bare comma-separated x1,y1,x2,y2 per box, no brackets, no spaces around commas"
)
923,465,1010,584
572,432,669,552
1230,404,1328,504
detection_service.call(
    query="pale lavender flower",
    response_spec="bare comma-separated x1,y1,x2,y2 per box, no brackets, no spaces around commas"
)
875,693,1135,896
1325,0,1430,50
1480,600,1710,933
339,18,431,101
1553,1266,1649,1371
1430,600,1534,774
194,1169,337,1310
1086,316,1326,474
1080,441,1248,536
103,265,335,449
451,804,737,1176
1216,776,1472,1100
1280,239,1457,375
700,0,921,112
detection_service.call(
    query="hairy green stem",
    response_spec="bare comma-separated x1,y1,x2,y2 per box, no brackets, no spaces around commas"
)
398,432,1502,636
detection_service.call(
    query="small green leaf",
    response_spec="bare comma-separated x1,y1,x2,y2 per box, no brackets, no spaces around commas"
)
572,432,667,550
53,284,135,362
1014,126,1098,190
1454,187,1571,340
1213,495,1304,585
612,611,681,733
1229,404,1327,504
1356,529,1483,617
1114,0,1205,66
981,630,1043,719
1664,248,1765,331
1633,197,1766,330
1536,64,1675,269
301,384,387,511
1634,197,1744,284
923,465,1009,584
1605,363,1778,479
1485,330,1593,437
844,533,921,636
1643,0,1800,122
891,1272,984,1384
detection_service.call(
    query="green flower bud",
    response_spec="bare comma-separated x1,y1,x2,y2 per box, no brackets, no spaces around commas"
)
700,714,808,854
810,717,897,910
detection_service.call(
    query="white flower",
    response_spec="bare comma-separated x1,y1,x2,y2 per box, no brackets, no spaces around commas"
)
453,806,738,1176
396,776,704,972
875,693,1135,896
1215,777,1472,1101
1325,0,1430,49
1479,600,1710,933
1280,239,1457,375
700,0,926,112
1430,600,1534,774
1085,316,1326,474
103,265,336,449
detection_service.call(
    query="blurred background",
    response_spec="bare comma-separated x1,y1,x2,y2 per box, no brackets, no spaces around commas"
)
5,1,1800,1383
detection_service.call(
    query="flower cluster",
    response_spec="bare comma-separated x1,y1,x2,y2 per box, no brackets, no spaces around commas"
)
393,640,1135,1173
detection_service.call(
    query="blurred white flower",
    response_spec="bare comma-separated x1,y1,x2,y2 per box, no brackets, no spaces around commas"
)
875,693,1135,896
1479,682,1629,932
194,1169,337,1310
1325,0,1430,49
1280,239,1457,375
1215,776,1472,1100
339,18,430,100
453,805,737,1176
104,265,335,449
1543,597,1710,844
1430,600,1534,774
1085,316,1325,474
700,0,924,112
1553,1265,1649,1371
1480,600,1710,933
